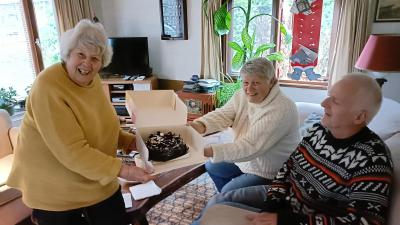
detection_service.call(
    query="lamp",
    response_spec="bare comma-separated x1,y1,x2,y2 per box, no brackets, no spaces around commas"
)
355,34,400,87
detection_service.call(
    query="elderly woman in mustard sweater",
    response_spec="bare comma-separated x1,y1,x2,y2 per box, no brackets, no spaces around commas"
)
7,19,153,225
190,57,300,193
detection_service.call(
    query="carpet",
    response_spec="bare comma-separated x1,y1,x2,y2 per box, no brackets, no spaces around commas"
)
146,174,216,225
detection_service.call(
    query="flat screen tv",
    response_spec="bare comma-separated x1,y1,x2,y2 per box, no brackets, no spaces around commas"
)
101,37,152,77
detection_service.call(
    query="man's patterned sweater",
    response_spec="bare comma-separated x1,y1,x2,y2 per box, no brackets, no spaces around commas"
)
263,123,393,225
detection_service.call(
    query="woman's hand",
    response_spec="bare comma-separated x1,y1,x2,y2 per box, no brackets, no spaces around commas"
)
246,212,277,225
188,121,206,134
119,164,155,183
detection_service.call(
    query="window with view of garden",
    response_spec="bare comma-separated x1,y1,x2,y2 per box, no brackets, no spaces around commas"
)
228,0,335,88
0,0,59,100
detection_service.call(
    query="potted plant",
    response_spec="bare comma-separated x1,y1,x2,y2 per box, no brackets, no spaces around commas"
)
205,0,292,107
0,87,18,115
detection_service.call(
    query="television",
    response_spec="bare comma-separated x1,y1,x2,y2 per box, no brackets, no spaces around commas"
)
101,37,152,77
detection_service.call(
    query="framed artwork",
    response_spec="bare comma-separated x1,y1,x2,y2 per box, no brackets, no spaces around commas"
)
184,99,202,115
375,0,400,22
159,0,188,40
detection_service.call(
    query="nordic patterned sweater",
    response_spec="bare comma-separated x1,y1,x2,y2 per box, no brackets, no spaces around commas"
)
263,123,393,225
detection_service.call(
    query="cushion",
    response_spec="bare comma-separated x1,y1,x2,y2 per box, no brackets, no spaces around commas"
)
369,98,400,140
0,110,12,158
0,154,13,186
385,132,400,225
200,204,254,225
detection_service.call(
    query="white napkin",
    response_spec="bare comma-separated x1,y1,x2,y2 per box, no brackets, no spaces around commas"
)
122,193,132,208
129,180,162,200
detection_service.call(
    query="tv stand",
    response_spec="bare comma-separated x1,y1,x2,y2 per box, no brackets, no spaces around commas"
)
101,75,157,130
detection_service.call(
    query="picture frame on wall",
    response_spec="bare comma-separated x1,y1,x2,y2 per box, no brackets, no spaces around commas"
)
375,0,400,22
159,0,188,40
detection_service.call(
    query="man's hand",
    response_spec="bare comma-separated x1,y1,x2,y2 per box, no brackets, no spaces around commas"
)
246,212,277,225
188,121,206,134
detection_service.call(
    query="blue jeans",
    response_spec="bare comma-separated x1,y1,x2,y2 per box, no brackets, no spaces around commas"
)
191,185,268,225
205,160,270,192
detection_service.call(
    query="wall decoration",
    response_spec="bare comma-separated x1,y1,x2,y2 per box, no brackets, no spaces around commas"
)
159,0,188,40
375,0,400,22
288,0,323,81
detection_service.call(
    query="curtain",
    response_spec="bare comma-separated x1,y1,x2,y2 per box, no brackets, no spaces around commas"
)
53,0,95,34
327,0,374,87
201,0,224,81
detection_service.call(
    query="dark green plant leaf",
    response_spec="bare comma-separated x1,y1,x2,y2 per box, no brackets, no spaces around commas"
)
266,51,285,62
241,29,252,50
232,51,244,70
228,41,244,53
214,2,230,35
254,43,276,58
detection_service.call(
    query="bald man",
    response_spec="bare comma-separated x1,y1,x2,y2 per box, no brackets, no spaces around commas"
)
192,74,393,225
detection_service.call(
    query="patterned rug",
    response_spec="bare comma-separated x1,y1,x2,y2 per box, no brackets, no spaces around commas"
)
146,174,216,225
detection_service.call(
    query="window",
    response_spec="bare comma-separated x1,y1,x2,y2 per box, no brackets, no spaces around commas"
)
0,0,59,98
227,0,276,73
227,0,336,89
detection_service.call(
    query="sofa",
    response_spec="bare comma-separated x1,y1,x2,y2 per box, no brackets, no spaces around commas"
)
201,97,400,225
0,109,32,225
296,97,400,225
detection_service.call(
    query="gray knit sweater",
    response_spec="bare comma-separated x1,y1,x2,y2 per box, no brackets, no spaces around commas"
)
195,84,300,179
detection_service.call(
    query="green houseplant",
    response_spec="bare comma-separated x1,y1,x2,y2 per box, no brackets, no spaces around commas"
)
0,87,18,115
205,0,292,107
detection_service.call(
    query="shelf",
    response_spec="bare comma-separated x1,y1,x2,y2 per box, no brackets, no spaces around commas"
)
102,76,158,128
111,102,126,106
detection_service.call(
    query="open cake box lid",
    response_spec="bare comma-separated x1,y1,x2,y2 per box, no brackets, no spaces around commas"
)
125,90,187,128
125,90,206,174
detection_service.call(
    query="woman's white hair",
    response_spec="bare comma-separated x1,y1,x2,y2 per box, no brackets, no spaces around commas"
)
240,57,276,81
60,19,113,67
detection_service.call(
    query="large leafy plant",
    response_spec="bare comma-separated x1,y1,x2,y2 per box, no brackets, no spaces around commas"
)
204,0,291,107
212,0,292,70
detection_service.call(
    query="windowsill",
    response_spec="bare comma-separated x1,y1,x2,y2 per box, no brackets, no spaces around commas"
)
279,81,328,90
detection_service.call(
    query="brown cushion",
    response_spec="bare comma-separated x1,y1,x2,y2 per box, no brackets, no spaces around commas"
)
0,110,12,158
0,154,13,186
200,204,255,225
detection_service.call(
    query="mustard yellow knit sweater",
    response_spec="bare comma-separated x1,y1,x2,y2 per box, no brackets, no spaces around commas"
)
7,63,133,211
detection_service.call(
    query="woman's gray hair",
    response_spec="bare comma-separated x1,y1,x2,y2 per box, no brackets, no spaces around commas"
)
240,57,276,81
60,19,113,67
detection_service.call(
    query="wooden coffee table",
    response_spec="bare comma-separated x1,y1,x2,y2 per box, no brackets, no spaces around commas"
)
121,163,206,225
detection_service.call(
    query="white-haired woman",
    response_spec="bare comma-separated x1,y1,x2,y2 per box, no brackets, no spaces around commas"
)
7,19,153,225
190,57,300,193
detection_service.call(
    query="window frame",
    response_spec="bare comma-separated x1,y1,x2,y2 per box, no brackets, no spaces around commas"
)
225,0,340,90
22,0,44,75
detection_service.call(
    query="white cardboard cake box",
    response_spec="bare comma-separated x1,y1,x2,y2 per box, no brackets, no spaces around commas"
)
125,90,206,174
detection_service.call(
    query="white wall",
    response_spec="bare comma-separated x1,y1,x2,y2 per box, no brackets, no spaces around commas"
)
93,0,201,81
93,0,399,103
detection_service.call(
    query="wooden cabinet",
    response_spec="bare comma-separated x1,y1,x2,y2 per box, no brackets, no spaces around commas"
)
176,91,216,121
102,76,157,129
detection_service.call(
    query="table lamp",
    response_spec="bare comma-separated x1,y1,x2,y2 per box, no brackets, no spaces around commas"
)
355,34,400,87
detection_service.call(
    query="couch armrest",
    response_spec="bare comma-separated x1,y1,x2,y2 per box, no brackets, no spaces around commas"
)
8,127,19,152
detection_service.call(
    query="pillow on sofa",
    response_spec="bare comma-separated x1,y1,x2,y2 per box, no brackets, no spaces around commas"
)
368,98,400,140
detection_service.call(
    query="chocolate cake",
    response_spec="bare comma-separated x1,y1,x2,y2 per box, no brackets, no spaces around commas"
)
146,131,189,162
